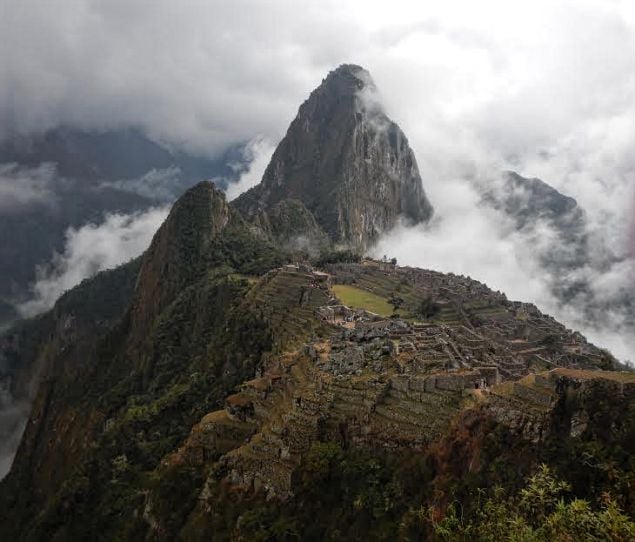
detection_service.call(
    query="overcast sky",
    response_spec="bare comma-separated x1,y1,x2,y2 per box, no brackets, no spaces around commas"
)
2,1,634,224
2,0,635,359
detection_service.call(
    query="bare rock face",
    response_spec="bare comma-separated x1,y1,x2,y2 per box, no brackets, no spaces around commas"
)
233,64,433,250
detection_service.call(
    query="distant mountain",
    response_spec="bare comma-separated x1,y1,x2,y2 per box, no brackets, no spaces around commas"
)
481,171,635,343
487,171,585,235
482,171,589,273
0,126,235,186
0,127,237,325
234,64,433,250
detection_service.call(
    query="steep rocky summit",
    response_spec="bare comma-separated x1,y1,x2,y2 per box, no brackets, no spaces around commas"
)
234,64,433,250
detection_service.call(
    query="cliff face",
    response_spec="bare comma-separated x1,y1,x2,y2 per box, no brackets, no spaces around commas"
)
233,64,433,250
0,259,141,479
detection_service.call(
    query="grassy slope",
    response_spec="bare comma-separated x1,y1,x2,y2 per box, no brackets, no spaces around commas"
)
332,284,394,317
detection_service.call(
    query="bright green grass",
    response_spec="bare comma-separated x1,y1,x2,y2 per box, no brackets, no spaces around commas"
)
332,284,395,317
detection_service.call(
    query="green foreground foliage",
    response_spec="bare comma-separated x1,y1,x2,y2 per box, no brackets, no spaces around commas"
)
434,465,635,542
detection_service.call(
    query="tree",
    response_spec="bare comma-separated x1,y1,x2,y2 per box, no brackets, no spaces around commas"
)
389,295,404,313
417,296,440,319
431,465,635,541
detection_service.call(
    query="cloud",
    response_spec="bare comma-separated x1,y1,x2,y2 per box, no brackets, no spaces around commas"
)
0,0,342,155
225,137,275,201
100,166,184,201
18,206,169,316
0,162,59,213
630,194,635,258
373,179,554,304
2,1,635,162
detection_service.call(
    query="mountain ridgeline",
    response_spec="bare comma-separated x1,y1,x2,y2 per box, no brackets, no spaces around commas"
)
0,65,634,541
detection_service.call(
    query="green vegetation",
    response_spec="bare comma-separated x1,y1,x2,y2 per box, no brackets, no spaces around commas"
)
388,294,404,312
219,218,285,275
332,284,394,316
187,442,408,541
268,198,330,255
179,396,635,541
0,272,275,541
0,183,292,541
325,265,456,323
0,255,335,540
433,465,635,541
315,248,362,267
0,257,141,393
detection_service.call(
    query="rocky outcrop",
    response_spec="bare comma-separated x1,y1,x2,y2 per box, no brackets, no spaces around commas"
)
485,368,635,444
233,64,433,250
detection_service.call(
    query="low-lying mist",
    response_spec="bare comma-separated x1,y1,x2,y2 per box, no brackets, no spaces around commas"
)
372,176,635,363
18,206,169,317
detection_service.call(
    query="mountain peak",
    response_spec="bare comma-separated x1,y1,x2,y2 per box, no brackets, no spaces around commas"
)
128,181,284,352
320,64,373,96
129,181,232,342
333,63,366,75
233,65,433,250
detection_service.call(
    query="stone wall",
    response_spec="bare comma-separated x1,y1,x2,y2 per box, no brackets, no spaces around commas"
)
512,382,554,407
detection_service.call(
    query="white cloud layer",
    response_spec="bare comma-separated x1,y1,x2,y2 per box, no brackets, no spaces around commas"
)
18,206,169,316
0,163,58,212
99,167,187,201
